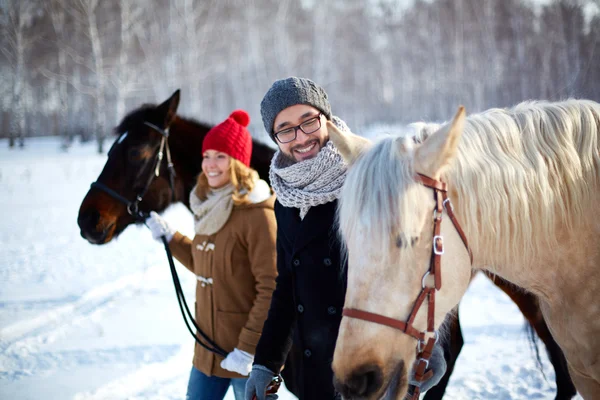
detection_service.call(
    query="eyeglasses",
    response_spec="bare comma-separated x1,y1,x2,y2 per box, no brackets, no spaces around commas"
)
273,113,322,144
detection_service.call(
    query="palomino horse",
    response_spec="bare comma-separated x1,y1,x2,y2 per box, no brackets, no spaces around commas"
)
77,91,575,399
329,100,600,399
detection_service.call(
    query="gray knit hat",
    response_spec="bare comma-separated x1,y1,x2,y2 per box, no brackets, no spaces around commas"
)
260,77,332,139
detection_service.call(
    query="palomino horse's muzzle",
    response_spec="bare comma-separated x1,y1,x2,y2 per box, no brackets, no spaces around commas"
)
341,173,472,399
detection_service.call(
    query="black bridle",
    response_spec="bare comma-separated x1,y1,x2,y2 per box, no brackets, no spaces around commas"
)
91,121,227,357
91,122,177,220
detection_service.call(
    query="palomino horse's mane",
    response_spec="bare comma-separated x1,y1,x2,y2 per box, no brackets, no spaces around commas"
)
339,99,600,266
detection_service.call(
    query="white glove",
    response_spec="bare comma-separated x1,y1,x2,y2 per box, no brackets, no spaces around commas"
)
220,348,254,376
145,211,176,242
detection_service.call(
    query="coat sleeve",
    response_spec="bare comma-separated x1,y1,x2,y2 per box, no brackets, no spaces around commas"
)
236,207,278,354
167,232,195,274
253,212,297,373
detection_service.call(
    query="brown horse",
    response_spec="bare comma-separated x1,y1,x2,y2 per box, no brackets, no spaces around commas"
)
77,90,273,244
77,91,575,399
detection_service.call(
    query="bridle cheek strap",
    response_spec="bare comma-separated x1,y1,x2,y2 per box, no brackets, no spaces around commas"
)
91,122,177,221
341,173,472,400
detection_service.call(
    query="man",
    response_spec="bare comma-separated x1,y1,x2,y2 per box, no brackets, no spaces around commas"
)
245,77,445,400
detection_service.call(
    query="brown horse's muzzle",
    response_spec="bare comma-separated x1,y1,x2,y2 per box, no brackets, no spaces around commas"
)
77,191,125,245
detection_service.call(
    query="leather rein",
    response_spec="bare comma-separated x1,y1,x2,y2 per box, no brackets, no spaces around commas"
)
90,121,228,357
342,173,472,399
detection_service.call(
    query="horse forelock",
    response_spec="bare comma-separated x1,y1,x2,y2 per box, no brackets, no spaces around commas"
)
338,135,424,266
115,104,157,135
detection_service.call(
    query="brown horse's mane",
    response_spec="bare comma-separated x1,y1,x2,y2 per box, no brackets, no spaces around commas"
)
112,102,275,190
114,103,213,137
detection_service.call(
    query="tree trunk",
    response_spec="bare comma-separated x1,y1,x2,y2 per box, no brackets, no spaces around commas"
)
12,20,26,149
88,7,106,154
115,0,131,121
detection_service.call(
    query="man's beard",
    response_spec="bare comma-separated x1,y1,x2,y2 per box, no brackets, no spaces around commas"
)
281,138,326,164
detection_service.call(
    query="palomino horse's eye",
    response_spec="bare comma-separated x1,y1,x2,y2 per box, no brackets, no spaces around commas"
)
396,234,419,248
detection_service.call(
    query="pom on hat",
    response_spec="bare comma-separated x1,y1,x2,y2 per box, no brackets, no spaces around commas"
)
229,109,250,127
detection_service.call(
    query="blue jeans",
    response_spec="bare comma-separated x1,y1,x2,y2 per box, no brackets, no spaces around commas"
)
186,366,248,400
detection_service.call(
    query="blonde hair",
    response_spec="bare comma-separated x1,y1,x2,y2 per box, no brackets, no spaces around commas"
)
195,157,259,206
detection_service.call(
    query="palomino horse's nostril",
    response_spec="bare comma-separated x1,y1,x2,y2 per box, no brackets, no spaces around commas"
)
335,363,384,398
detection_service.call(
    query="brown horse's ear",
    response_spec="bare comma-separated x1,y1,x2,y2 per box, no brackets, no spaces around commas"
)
414,106,465,179
327,121,371,166
157,89,180,128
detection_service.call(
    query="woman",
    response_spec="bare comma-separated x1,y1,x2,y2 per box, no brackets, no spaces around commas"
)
146,110,278,400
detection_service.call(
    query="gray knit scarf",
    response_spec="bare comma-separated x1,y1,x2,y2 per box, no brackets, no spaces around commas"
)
269,116,349,219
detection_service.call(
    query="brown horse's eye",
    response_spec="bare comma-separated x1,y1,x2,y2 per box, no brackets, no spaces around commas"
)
128,148,144,162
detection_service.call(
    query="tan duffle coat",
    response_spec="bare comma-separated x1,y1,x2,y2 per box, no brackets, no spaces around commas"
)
169,194,277,378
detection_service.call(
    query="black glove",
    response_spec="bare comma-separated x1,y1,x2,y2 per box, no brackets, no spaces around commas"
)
244,365,279,400
409,340,447,392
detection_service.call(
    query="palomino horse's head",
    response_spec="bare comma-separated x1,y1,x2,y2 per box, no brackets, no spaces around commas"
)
78,90,183,244
329,108,473,399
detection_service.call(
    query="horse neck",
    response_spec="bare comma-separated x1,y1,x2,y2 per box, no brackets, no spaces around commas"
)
167,117,209,208
446,149,599,296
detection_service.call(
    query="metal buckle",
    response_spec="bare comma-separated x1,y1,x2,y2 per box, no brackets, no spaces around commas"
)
433,235,444,255
416,331,439,353
443,198,454,212
127,202,138,216
421,271,430,289
417,339,426,353
418,358,430,369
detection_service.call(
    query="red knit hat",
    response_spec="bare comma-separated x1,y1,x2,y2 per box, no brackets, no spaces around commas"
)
202,110,253,167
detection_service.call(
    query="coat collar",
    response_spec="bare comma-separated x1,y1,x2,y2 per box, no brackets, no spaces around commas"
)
278,200,338,254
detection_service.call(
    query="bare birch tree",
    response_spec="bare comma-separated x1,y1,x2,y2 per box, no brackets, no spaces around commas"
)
45,0,73,148
110,0,146,126
0,0,39,148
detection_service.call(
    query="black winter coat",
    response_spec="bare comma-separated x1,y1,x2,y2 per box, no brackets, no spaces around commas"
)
254,199,346,400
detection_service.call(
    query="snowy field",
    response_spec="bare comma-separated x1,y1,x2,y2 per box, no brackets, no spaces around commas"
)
0,137,582,400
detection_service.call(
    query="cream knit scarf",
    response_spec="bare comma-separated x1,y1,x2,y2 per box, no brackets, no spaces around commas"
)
189,177,272,235
189,183,234,235
269,116,349,220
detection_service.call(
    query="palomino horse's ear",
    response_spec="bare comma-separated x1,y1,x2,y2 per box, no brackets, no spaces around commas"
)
156,89,181,128
326,121,372,165
414,106,466,179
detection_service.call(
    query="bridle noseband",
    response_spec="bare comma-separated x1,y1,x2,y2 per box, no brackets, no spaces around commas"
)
91,121,177,221
342,173,472,399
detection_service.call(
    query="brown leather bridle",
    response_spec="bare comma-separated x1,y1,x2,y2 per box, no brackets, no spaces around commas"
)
342,173,472,399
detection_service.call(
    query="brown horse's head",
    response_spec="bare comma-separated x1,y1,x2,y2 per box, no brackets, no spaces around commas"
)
78,90,186,245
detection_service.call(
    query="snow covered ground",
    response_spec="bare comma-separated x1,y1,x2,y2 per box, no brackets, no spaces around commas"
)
0,137,582,399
